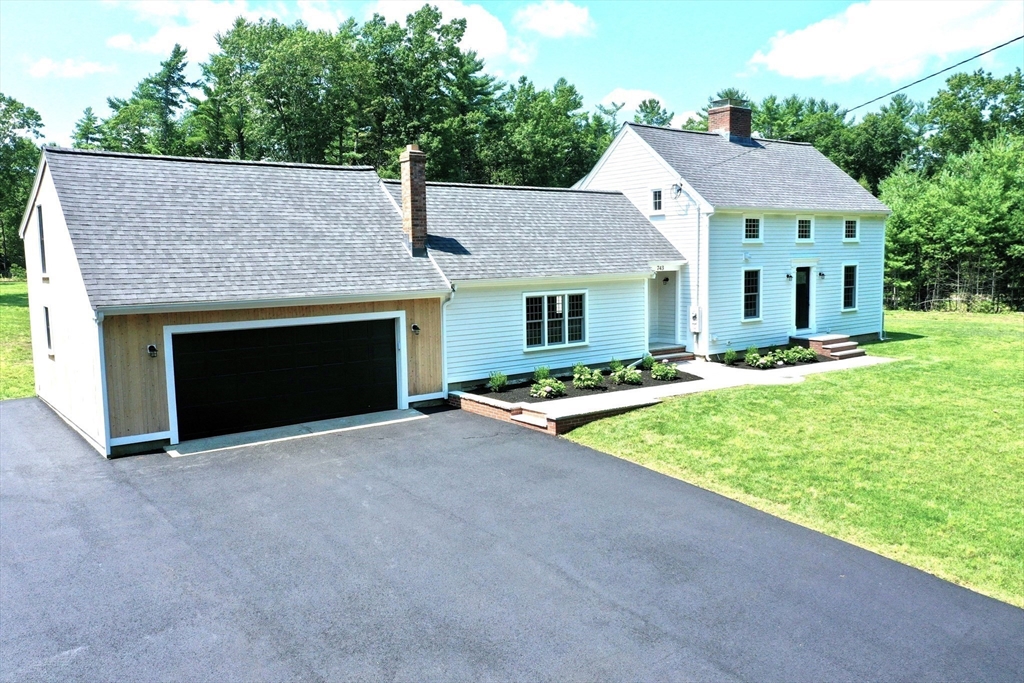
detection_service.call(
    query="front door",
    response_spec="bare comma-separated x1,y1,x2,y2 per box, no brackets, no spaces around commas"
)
795,267,810,330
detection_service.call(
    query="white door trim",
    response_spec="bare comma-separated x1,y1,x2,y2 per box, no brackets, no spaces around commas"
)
790,257,819,336
162,311,409,445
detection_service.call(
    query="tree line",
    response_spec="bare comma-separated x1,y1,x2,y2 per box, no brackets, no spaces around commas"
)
1,5,1021,309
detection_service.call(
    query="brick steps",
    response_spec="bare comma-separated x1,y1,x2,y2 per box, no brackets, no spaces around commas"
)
790,334,865,360
650,346,695,362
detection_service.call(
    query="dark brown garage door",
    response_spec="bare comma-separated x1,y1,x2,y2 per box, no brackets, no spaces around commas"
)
172,319,398,441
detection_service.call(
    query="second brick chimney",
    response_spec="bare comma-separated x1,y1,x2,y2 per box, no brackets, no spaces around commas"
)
707,99,752,139
400,144,427,257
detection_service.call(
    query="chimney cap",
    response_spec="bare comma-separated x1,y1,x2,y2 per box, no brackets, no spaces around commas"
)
406,143,421,152
710,98,750,110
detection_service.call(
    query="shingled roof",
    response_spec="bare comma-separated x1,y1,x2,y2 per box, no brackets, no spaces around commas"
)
42,148,449,309
382,180,683,282
624,123,889,214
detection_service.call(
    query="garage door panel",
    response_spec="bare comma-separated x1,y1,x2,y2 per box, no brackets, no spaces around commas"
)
172,319,399,441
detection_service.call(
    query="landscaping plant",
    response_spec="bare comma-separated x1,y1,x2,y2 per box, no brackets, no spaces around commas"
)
609,358,624,372
572,363,604,390
650,362,678,381
610,366,643,385
487,371,508,392
529,377,566,399
533,366,551,382
640,355,656,370
723,349,738,366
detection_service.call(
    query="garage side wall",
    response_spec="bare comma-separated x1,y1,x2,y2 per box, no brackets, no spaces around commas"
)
104,298,442,439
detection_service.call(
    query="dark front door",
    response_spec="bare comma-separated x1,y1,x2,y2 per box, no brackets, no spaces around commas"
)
795,267,811,330
172,319,398,441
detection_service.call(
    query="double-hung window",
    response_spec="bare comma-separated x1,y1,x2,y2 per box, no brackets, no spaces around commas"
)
651,189,662,212
525,292,585,349
744,217,761,242
843,218,859,242
843,265,857,310
796,216,813,242
742,270,761,320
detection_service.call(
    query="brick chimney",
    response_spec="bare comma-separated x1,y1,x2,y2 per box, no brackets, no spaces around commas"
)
400,144,427,257
707,99,751,139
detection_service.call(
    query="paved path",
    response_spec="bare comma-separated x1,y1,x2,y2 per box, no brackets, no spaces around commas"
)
536,355,895,418
1,398,1020,681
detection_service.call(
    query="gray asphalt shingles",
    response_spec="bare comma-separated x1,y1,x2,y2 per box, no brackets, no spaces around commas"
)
626,123,890,213
1,398,1021,681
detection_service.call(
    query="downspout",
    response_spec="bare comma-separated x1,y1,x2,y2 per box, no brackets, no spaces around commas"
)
441,283,456,398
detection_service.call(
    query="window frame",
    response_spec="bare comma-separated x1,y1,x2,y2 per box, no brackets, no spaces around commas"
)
742,215,764,244
523,290,589,352
37,205,47,276
842,262,858,312
843,217,860,243
741,268,762,322
651,188,663,214
795,215,815,243
43,305,53,353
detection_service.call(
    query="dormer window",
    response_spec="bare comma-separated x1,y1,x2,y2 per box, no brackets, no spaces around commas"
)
651,189,662,212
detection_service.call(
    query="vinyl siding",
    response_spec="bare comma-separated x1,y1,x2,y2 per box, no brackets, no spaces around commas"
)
445,278,647,384
705,212,884,355
23,166,106,452
580,128,700,350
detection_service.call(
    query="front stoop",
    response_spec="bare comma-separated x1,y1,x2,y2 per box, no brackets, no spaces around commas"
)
649,345,696,363
790,334,866,359
448,392,641,436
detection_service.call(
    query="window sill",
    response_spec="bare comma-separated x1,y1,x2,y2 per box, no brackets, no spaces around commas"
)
841,307,858,313
742,239,763,245
524,341,589,353
795,239,814,245
740,317,762,324
41,275,49,283
842,238,860,244
649,212,666,220
47,352,55,360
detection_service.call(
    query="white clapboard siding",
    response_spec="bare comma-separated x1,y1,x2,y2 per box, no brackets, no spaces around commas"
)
705,212,884,355
23,166,106,451
579,128,700,349
445,278,647,383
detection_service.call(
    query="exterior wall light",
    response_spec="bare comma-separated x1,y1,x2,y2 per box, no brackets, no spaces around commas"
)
147,344,158,358
818,271,826,279
786,273,794,280
411,324,421,335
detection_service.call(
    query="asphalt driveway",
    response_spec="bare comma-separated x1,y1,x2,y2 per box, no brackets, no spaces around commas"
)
1,398,1021,682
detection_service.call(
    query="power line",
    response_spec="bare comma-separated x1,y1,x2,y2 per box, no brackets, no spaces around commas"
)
845,34,1024,114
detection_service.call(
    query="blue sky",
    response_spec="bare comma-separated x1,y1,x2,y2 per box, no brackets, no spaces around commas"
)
2,0,1022,145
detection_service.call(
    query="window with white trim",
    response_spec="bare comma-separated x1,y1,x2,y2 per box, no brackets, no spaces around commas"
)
743,269,760,320
844,218,859,241
797,217,813,242
526,293,585,348
44,306,52,350
651,189,662,212
843,265,857,310
37,205,47,275
744,217,761,241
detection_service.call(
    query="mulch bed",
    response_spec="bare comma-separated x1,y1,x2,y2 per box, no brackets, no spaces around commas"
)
728,355,833,370
470,367,703,403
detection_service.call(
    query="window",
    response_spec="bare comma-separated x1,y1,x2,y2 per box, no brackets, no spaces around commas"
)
525,293,585,348
797,217,813,242
744,217,761,241
651,189,662,212
844,218,859,241
843,265,857,310
43,306,52,350
743,270,760,320
37,206,46,274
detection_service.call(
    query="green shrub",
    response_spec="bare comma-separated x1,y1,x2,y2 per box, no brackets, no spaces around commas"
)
486,371,508,392
533,366,551,382
650,362,678,381
610,366,643,385
744,345,761,365
640,355,656,371
787,346,818,363
609,357,624,372
572,363,604,389
749,352,780,369
723,349,738,366
530,377,566,399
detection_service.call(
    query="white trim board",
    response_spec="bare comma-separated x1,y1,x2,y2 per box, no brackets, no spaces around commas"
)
162,311,409,445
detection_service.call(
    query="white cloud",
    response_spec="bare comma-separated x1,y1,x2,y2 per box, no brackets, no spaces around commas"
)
749,0,1024,82
297,0,347,32
365,1,511,63
28,57,117,78
514,1,594,38
671,111,699,128
600,88,661,110
105,0,279,60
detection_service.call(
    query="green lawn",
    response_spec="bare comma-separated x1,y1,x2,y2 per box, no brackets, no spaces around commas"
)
568,310,1024,607
0,281,33,400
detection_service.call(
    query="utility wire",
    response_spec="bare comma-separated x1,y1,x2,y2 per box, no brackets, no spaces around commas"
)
845,34,1024,113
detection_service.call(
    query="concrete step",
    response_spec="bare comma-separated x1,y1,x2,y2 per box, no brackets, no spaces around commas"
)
831,348,866,360
653,352,695,362
806,334,850,343
650,346,687,356
823,341,858,352
511,411,549,428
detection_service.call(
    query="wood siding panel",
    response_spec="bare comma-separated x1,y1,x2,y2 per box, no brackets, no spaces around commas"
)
104,298,442,439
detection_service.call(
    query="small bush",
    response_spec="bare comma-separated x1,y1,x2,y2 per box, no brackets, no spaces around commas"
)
533,366,551,382
610,366,643,385
609,357,624,372
530,377,566,399
723,349,738,366
650,362,677,381
572,363,604,389
640,355,656,371
744,345,761,365
486,371,508,392
749,353,779,369
785,346,818,363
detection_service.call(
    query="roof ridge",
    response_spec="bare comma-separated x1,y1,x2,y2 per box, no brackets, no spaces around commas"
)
381,178,623,195
626,121,813,145
42,146,377,171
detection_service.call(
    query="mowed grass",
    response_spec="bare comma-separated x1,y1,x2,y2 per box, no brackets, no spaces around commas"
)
0,281,33,400
568,311,1024,607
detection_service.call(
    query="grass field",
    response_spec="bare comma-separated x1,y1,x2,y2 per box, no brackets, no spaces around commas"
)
568,311,1024,607
0,281,33,400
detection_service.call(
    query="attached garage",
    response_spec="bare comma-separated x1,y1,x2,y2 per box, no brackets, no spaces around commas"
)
166,313,407,443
